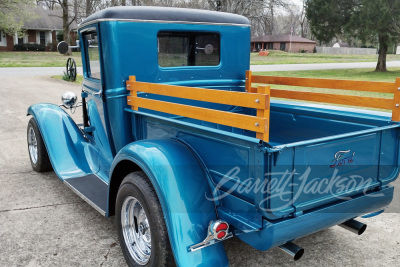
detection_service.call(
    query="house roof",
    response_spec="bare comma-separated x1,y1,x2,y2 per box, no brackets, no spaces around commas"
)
251,35,316,44
22,7,78,31
80,6,250,27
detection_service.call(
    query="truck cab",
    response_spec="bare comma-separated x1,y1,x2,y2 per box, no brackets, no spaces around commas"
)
27,6,400,267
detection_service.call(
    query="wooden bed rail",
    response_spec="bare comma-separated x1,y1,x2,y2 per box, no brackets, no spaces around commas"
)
245,71,400,122
126,76,271,141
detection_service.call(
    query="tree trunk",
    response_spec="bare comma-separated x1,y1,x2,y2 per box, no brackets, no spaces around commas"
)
269,1,274,35
376,33,388,72
61,0,71,55
86,0,93,17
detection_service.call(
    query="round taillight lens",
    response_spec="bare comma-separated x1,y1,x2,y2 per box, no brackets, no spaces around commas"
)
217,231,226,239
216,223,228,232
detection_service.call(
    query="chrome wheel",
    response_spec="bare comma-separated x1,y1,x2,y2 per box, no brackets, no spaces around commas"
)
28,126,38,164
121,196,151,265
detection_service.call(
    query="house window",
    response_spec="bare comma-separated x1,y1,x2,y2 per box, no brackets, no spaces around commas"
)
267,43,273,50
158,31,220,67
18,37,24,44
280,42,286,51
40,31,46,46
83,32,101,80
0,32,2,42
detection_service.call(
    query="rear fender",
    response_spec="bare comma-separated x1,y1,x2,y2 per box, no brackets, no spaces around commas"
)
110,139,228,267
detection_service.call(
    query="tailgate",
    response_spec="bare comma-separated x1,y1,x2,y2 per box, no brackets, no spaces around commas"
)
264,126,400,219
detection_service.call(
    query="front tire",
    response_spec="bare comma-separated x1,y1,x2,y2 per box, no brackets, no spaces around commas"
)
27,117,52,172
116,171,175,267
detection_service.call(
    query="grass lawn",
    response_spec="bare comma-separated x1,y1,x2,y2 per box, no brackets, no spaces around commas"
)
254,68,400,111
250,50,400,65
2,50,400,67
0,51,82,67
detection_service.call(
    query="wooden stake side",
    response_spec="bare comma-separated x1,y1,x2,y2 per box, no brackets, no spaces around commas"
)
252,75,395,94
130,97,267,133
245,70,252,93
270,89,393,110
132,80,268,109
392,78,400,121
256,85,270,142
127,76,138,111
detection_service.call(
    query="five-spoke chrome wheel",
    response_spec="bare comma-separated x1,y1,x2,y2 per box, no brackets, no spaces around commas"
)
28,126,38,164
121,196,151,265
116,171,174,266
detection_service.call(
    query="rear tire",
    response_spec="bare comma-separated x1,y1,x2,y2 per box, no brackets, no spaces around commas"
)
27,117,52,172
116,171,175,267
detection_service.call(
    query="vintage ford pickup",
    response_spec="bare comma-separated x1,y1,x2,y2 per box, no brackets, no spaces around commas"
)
27,6,400,267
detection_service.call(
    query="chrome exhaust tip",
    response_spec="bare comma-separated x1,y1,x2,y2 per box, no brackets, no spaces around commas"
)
339,219,367,235
278,242,304,261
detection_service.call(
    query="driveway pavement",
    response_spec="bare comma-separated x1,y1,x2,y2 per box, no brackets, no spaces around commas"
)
0,67,83,77
0,75,399,266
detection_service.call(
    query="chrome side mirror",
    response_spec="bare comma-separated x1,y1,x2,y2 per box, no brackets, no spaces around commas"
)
60,91,78,109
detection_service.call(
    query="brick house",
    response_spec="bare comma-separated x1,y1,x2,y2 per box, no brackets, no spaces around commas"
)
0,6,77,51
251,35,316,53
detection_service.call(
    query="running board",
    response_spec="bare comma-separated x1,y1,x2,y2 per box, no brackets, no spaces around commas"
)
64,174,108,216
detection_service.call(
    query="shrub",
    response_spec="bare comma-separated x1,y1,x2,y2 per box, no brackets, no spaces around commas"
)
57,31,64,42
14,43,46,51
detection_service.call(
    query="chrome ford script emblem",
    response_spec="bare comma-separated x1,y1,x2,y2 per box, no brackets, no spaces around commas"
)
330,150,355,168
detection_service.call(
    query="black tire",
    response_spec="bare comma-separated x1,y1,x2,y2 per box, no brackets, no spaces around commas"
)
116,171,175,267
27,117,52,172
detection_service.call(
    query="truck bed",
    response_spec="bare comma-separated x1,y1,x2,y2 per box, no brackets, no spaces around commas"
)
126,75,400,222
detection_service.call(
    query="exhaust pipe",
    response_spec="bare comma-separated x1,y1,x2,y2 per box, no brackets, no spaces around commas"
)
339,219,367,235
278,242,304,261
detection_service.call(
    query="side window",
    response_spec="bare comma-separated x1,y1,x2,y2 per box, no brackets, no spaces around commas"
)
158,31,220,67
83,32,101,80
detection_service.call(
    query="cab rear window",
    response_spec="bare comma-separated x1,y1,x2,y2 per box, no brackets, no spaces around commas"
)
157,31,220,67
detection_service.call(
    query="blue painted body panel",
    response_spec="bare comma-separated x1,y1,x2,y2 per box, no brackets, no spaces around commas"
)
28,16,400,266
111,139,228,267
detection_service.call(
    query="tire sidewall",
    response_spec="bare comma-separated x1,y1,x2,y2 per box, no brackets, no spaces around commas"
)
27,118,51,172
116,173,167,267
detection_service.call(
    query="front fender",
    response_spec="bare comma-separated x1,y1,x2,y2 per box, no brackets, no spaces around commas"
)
110,139,229,267
27,104,93,179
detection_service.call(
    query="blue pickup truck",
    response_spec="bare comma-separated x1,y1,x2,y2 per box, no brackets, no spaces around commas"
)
27,6,400,267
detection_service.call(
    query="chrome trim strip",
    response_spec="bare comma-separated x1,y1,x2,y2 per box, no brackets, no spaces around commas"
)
79,18,251,29
63,180,107,216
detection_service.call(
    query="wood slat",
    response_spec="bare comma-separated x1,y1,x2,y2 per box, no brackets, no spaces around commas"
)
126,80,268,109
127,76,138,111
245,70,252,93
270,89,394,110
392,78,400,121
128,96,267,133
256,86,270,142
252,75,395,94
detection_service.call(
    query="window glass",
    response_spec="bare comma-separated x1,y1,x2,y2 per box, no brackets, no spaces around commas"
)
84,33,101,79
158,32,220,67
40,31,45,46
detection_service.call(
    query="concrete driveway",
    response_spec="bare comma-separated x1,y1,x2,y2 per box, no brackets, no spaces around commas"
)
0,75,399,266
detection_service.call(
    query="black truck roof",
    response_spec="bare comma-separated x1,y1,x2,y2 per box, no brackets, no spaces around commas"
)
80,6,250,27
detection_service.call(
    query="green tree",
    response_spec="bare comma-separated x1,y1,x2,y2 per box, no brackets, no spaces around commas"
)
306,0,400,72
0,0,36,36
